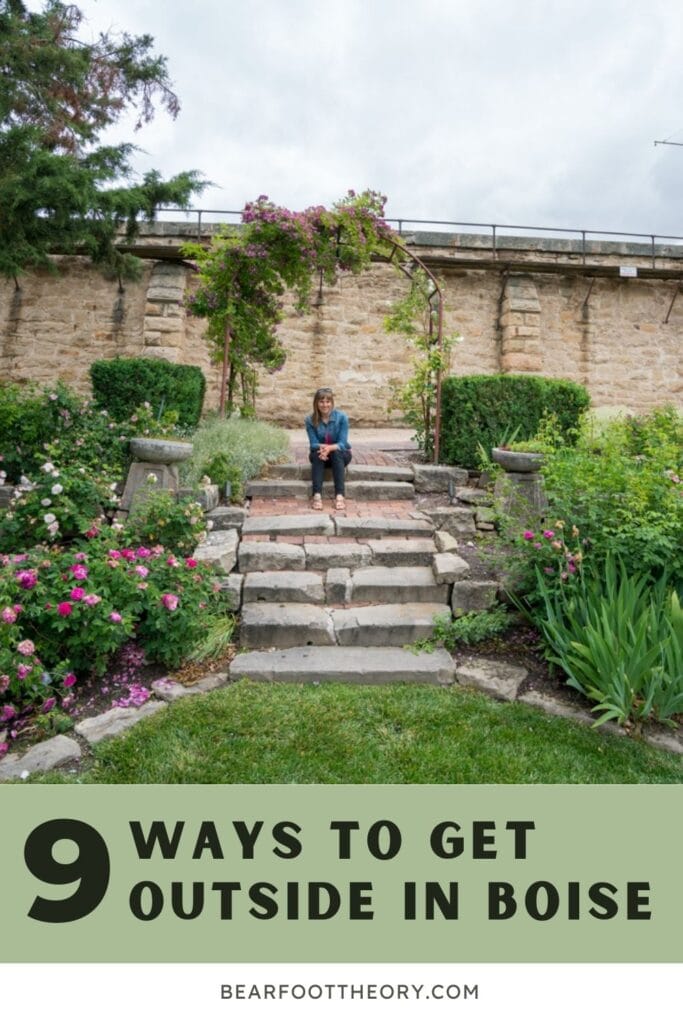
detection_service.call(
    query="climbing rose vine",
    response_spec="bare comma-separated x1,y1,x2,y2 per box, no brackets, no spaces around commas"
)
182,190,398,415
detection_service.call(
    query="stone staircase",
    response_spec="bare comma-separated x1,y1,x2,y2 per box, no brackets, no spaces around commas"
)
225,461,477,686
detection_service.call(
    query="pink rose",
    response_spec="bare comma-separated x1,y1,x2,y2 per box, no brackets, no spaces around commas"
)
70,564,89,580
69,587,86,601
1,607,17,624
17,639,35,656
185,557,198,568
57,602,73,617
523,531,535,541
543,530,555,539
135,566,149,578
84,593,102,606
161,593,179,611
1,704,16,722
16,663,32,680
63,673,77,688
109,611,123,623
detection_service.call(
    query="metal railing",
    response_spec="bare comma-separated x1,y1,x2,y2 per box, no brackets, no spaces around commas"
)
154,208,683,269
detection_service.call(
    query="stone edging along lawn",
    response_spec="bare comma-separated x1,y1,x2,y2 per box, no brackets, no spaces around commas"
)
1,656,681,782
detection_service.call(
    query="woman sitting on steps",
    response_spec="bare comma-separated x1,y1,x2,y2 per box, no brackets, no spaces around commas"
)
305,387,352,511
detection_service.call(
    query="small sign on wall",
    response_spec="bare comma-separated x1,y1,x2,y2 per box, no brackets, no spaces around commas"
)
619,266,638,277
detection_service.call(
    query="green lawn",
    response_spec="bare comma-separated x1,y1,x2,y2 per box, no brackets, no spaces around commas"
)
30,680,683,784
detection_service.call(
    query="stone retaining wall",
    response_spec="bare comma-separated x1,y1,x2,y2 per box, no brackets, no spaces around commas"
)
1,229,681,425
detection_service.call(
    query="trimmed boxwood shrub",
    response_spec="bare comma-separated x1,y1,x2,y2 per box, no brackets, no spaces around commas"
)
439,374,590,468
89,358,206,428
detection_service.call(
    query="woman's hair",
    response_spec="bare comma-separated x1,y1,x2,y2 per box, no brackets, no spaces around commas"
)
311,387,334,428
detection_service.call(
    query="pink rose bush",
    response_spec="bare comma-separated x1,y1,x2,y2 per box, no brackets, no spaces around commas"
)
0,524,218,728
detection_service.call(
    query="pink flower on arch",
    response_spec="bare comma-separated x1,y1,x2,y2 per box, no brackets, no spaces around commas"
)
63,673,77,688
109,611,123,623
70,564,89,580
69,587,86,602
1,607,17,624
1,704,16,722
523,530,535,541
543,530,555,539
161,593,179,611
185,557,198,568
57,602,73,617
17,639,35,656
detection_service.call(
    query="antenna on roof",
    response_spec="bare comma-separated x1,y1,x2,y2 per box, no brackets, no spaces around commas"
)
654,129,683,147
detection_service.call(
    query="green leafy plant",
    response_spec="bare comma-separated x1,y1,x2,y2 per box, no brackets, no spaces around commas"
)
431,606,512,650
129,401,184,440
540,408,683,585
181,415,289,493
201,452,243,502
125,490,206,556
528,556,683,729
505,412,566,454
386,269,460,460
186,611,236,663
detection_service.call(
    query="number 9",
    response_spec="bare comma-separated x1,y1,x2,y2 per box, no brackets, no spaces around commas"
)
24,819,110,923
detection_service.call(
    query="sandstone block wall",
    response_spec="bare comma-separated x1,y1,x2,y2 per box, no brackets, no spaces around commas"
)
1,231,681,426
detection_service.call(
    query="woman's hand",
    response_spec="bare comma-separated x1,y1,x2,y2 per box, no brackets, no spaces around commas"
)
319,443,338,460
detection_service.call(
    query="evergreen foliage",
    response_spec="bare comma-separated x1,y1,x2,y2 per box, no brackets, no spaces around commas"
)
0,0,205,281
439,374,590,468
89,357,206,427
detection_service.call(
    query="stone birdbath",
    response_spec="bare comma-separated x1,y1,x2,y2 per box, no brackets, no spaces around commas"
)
120,437,193,513
491,447,546,520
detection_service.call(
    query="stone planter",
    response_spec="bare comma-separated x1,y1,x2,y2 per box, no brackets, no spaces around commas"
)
491,447,544,473
492,448,546,521
129,437,193,464
121,438,194,512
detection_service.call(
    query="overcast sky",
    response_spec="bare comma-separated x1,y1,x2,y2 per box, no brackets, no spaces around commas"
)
37,0,683,238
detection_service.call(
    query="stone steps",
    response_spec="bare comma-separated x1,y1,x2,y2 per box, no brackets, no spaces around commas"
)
262,462,414,482
228,646,456,685
240,602,449,648
241,566,449,606
242,513,434,540
246,479,415,500
230,468,460,685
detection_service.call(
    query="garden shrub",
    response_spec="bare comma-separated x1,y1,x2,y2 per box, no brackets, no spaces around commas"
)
0,382,49,483
125,490,207,556
431,607,512,650
0,458,120,553
527,556,683,729
200,452,244,502
0,525,220,718
439,374,590,469
0,381,135,485
539,408,683,585
90,357,206,428
181,414,289,492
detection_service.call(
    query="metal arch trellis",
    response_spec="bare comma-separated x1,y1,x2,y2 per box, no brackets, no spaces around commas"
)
377,237,445,464
332,232,446,463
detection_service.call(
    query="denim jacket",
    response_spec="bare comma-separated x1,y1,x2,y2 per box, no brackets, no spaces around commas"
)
305,408,350,452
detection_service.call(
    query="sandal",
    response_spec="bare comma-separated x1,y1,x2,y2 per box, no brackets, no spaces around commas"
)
311,494,323,510
334,495,346,511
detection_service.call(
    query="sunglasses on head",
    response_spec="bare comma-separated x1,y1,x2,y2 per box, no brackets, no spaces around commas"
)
315,388,333,397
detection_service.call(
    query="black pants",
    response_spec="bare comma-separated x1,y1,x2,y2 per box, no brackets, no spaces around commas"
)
309,448,352,496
